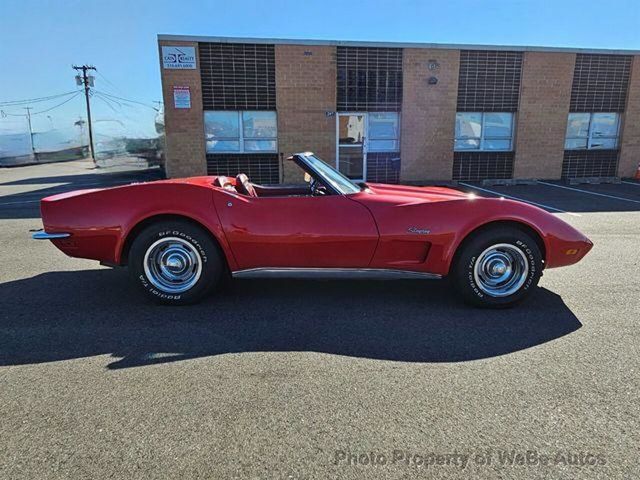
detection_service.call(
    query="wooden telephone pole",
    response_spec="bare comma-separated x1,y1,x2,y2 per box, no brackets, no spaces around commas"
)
73,65,97,166
23,106,36,158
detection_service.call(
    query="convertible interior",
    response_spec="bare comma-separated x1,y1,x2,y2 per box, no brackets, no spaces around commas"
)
212,152,368,198
213,167,329,198
214,174,320,197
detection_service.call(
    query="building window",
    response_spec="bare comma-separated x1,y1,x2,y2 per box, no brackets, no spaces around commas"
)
455,112,514,151
368,112,400,152
457,51,523,112
569,55,631,113
204,111,277,153
199,43,276,110
565,112,620,150
336,47,403,112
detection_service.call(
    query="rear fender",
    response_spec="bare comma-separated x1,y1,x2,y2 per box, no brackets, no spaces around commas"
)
40,180,239,270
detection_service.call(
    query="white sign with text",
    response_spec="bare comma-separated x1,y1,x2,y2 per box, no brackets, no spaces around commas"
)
162,46,196,69
173,86,191,109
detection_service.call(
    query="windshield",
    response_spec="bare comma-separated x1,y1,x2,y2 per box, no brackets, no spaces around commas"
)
301,153,361,195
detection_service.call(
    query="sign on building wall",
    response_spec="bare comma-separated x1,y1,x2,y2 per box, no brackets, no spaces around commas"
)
173,86,191,109
162,46,196,69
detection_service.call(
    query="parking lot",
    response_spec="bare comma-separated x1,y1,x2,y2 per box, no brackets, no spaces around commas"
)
1,160,639,479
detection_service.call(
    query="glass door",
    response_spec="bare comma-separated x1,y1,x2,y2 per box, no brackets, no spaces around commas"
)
337,113,367,181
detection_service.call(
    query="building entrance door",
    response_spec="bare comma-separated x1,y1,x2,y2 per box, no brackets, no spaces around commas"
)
337,113,367,181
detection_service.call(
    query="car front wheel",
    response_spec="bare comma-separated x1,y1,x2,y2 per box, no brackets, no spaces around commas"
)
451,227,543,308
128,220,223,305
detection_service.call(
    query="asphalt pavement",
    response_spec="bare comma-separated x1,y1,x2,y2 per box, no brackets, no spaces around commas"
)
0,160,638,479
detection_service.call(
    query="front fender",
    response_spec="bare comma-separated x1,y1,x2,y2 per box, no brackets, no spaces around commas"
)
431,198,592,275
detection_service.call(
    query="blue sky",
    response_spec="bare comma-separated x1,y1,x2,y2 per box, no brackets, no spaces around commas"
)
1,0,639,140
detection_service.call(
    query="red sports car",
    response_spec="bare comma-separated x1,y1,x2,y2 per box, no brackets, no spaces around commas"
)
33,152,592,307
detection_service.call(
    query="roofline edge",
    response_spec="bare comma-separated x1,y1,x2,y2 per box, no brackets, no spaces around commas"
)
156,34,640,55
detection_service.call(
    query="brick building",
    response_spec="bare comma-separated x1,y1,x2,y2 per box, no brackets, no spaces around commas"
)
158,35,640,183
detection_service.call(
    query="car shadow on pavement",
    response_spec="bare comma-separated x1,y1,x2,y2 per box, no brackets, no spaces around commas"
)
0,269,582,369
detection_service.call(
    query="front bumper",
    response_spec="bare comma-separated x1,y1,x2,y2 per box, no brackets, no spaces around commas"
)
32,230,71,240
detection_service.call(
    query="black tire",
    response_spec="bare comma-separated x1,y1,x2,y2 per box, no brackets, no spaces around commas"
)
451,226,543,308
128,220,224,305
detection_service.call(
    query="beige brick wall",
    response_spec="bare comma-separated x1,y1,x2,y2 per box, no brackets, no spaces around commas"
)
514,52,575,179
619,55,640,178
275,45,336,182
159,39,639,182
400,49,459,181
158,40,206,178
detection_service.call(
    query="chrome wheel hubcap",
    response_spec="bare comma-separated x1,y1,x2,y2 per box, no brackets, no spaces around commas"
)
143,237,202,294
473,243,529,297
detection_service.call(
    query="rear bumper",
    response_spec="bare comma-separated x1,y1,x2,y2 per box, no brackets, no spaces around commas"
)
32,231,71,240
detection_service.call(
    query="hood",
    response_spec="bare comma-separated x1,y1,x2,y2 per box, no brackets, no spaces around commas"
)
364,182,470,204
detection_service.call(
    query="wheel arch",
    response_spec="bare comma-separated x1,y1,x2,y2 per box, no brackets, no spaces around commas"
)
450,220,547,273
118,213,230,270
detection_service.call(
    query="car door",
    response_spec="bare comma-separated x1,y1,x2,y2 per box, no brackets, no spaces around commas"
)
213,191,379,270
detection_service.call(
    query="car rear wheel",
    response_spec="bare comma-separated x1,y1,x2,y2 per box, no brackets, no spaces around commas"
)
128,220,223,305
451,227,543,308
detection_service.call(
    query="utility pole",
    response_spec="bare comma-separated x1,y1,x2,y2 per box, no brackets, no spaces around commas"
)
24,106,36,159
73,65,97,166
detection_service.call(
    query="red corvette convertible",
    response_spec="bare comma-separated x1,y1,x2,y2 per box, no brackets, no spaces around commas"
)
33,152,592,307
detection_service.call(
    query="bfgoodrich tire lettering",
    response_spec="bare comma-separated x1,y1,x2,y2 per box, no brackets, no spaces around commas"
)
452,227,543,308
128,220,223,305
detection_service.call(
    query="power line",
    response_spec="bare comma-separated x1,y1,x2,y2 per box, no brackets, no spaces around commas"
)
1,110,29,117
92,91,124,109
30,92,82,115
93,72,161,131
93,93,119,113
0,90,80,106
93,90,158,110
0,92,82,118
94,69,125,96
96,91,158,111
92,92,145,137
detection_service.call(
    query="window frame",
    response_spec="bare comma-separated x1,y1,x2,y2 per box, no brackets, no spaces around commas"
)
454,112,515,152
204,110,278,154
564,112,620,151
367,112,401,152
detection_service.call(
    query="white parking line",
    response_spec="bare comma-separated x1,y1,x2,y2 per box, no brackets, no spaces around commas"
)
537,181,640,204
621,180,640,187
0,199,41,206
458,182,580,216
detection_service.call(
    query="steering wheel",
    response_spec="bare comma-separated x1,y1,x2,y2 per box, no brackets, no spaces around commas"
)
309,177,326,196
